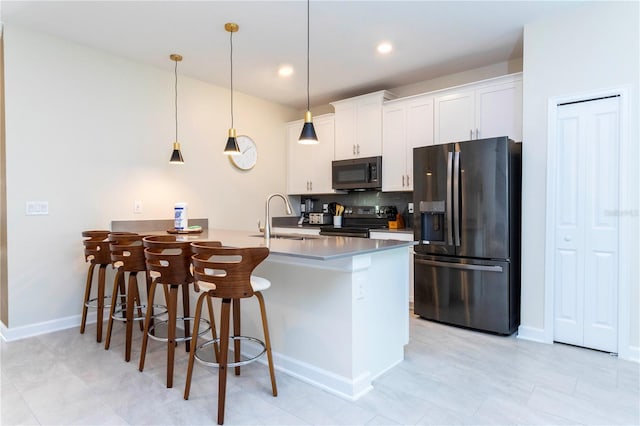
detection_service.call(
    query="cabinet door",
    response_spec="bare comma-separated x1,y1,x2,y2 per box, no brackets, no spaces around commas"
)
356,97,384,157
406,96,434,190
309,115,335,193
382,103,407,191
334,103,357,160
286,121,310,194
475,81,522,141
434,91,475,144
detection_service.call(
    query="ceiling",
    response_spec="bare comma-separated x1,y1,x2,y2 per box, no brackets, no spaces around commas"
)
2,1,590,110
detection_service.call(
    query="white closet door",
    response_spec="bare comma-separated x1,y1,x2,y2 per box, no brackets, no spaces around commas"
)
554,97,619,353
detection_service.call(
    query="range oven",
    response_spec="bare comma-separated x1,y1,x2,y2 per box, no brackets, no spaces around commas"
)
318,205,396,238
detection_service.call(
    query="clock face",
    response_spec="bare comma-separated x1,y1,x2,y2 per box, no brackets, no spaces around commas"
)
230,135,257,170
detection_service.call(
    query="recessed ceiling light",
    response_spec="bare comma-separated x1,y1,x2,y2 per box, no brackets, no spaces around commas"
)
278,65,294,77
377,42,393,54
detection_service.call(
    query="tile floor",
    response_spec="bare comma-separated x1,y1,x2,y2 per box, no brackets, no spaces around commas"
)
1,315,638,425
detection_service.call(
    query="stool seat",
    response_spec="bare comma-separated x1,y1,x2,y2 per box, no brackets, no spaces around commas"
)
198,275,271,292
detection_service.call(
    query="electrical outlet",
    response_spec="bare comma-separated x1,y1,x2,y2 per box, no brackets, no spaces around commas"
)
356,281,365,300
134,200,143,214
408,202,414,214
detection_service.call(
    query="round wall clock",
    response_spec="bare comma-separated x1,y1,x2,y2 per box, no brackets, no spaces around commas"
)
230,135,257,170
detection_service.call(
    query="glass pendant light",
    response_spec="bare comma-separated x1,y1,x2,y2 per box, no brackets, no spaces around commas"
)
223,22,241,155
169,54,185,164
298,0,318,144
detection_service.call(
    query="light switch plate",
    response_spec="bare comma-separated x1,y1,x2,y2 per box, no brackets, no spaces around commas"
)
408,202,414,214
26,201,49,215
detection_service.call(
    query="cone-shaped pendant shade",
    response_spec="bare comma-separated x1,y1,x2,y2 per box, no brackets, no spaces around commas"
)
299,1,318,145
298,111,318,144
170,142,184,164
169,54,184,164
224,128,240,155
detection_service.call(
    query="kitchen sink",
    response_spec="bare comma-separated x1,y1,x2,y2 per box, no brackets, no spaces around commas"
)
250,233,320,241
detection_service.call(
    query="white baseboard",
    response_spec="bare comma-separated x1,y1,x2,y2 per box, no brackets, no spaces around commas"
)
516,325,550,344
241,340,373,401
620,345,640,363
0,312,96,342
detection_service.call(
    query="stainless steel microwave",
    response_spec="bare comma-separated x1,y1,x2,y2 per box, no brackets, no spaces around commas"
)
332,156,382,191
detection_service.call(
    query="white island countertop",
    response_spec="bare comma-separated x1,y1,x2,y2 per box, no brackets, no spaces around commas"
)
155,228,414,261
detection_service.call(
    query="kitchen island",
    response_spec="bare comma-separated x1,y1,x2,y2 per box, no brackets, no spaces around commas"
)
117,226,413,400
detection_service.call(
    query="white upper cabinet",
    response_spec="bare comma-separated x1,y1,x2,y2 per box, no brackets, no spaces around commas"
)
286,113,335,195
434,74,522,144
382,94,434,191
332,91,395,160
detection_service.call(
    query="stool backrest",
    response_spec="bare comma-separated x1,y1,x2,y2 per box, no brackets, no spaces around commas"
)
191,243,269,299
82,230,111,265
143,235,195,284
108,232,146,272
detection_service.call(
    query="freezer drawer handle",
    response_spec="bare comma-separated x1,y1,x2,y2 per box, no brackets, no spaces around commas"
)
415,258,503,273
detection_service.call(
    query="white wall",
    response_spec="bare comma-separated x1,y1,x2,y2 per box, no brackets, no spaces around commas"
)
2,25,297,331
520,2,639,355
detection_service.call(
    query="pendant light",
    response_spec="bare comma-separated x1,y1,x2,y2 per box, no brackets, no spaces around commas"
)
169,54,185,164
298,0,318,144
223,22,241,155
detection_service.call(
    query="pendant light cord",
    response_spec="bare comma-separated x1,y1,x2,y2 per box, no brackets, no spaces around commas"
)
230,30,234,129
174,58,178,143
306,0,310,113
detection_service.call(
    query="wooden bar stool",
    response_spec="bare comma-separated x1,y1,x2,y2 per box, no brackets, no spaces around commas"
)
104,232,168,362
81,230,112,342
139,235,212,388
184,242,277,425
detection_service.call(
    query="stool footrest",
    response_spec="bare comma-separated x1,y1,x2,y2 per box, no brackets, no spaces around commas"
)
147,317,211,343
111,304,168,322
194,336,266,368
84,295,112,309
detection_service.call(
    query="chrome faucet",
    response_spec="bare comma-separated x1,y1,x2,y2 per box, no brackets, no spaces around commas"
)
264,193,293,241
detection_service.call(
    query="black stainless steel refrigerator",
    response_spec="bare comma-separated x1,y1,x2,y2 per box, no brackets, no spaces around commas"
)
413,137,521,335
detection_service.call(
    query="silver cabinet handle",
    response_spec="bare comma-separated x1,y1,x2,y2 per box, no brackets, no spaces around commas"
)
470,129,473,140
406,174,410,187
356,144,360,155
476,129,479,139
415,258,503,272
402,175,405,186
353,144,356,155
310,181,313,191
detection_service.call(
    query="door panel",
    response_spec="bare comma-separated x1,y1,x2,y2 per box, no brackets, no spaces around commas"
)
456,137,510,259
413,144,455,255
553,97,619,353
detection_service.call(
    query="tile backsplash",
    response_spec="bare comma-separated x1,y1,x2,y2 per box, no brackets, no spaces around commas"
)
294,191,414,228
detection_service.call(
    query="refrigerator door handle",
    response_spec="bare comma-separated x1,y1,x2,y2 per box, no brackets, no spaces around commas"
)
446,152,454,246
415,258,503,273
453,151,461,247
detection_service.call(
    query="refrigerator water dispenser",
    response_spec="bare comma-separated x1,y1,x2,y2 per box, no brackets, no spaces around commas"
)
419,200,446,243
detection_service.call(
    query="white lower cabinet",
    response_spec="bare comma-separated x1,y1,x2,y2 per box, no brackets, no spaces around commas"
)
369,231,415,303
286,113,335,195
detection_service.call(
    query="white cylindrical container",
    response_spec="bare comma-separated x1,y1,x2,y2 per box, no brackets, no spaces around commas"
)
174,202,188,230
333,215,342,228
